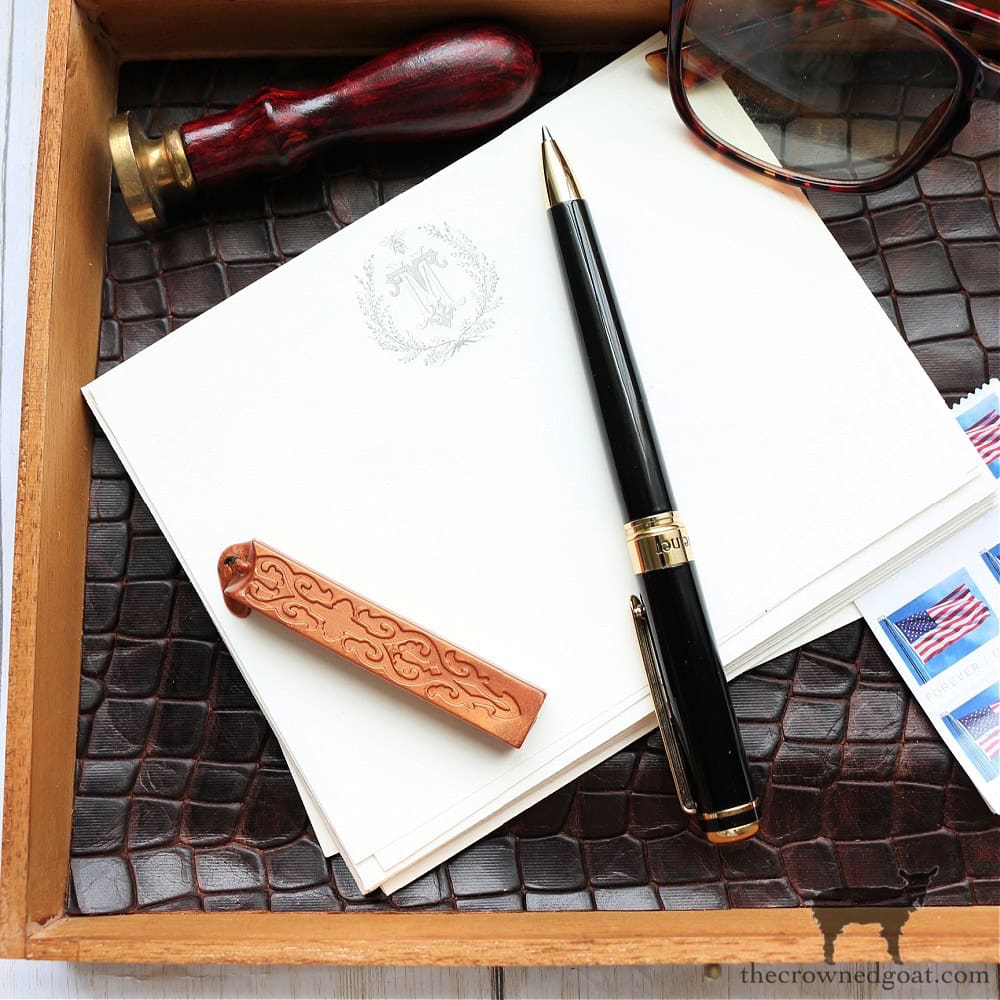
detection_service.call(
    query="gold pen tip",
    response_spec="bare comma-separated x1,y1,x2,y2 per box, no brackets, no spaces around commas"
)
541,125,553,143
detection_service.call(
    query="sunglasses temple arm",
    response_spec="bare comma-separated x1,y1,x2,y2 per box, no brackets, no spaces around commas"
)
645,46,711,87
973,61,1000,100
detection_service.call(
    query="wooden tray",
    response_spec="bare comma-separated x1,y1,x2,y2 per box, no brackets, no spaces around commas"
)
2,0,997,965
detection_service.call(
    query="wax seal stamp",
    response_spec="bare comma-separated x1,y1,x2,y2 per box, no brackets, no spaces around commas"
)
109,23,541,229
218,540,545,747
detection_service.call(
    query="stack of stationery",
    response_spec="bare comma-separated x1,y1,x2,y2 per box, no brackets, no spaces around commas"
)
83,35,995,892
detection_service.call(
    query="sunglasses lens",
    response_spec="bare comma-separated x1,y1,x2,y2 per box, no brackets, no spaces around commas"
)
680,0,962,183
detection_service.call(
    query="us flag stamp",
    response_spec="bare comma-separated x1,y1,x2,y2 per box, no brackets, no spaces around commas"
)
882,569,995,684
944,685,1000,783
956,381,999,479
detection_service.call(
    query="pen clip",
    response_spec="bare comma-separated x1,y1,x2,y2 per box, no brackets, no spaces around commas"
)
629,595,698,815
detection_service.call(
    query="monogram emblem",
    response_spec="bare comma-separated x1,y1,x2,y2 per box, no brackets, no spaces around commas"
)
356,223,502,365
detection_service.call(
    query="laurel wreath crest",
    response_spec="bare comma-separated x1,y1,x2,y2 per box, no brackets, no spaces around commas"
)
356,223,502,366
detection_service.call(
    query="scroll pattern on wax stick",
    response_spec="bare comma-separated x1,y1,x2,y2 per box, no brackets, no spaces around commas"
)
218,540,545,747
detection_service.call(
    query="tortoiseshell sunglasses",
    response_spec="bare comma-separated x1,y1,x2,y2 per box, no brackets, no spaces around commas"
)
646,0,1000,192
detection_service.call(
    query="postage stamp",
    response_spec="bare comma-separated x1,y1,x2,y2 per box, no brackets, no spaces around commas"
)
857,380,999,813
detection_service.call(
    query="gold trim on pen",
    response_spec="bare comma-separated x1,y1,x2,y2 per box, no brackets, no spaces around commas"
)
629,595,698,815
700,798,760,822
625,512,693,574
707,820,760,844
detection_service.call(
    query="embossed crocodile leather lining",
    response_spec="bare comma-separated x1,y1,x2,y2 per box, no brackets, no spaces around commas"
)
70,53,999,916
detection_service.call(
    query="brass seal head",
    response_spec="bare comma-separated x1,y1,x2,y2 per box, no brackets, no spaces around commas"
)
107,112,196,230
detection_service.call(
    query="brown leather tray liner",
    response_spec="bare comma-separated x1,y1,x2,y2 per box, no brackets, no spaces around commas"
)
70,52,998,918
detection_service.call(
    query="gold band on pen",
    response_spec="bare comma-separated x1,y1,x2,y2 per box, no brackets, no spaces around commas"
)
707,820,760,844
700,798,760,822
702,799,760,844
625,511,693,574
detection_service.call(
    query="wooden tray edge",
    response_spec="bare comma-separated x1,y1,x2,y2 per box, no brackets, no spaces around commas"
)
22,909,1000,965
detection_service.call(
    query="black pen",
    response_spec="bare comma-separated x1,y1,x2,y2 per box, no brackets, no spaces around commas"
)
541,127,760,843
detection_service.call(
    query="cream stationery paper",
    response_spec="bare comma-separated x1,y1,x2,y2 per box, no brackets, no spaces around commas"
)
85,36,992,892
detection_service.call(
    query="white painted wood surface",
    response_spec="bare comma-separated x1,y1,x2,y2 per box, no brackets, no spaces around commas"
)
0,962,997,1000
0,3,996,997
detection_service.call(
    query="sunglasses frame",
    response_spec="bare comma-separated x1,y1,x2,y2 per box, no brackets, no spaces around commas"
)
665,0,998,192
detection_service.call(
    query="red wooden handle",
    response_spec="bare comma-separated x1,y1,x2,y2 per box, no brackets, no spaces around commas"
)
180,23,541,186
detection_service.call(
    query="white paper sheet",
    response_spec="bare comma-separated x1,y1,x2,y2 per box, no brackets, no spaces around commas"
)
84,35,992,891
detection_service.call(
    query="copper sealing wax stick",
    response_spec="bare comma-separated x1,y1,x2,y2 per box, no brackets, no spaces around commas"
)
218,540,545,748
